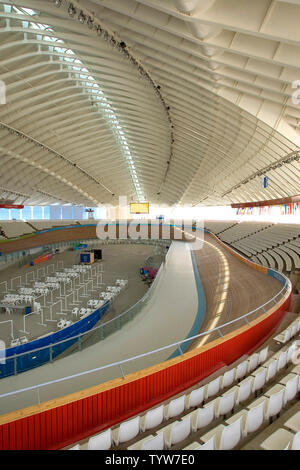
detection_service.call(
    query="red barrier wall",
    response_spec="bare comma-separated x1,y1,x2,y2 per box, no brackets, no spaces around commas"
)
0,289,291,450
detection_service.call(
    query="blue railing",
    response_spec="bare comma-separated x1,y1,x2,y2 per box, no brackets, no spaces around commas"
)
0,301,109,378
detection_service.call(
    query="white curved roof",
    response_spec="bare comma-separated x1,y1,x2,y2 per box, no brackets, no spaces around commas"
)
1,0,300,206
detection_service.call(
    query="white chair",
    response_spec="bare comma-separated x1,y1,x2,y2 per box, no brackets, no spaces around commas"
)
140,405,164,432
279,374,299,404
226,401,265,437
183,436,215,450
274,351,288,371
264,390,284,420
251,368,267,394
235,361,248,381
88,429,112,450
69,444,80,450
215,390,236,418
187,401,215,432
263,358,278,382
260,428,295,450
286,343,297,363
274,329,291,345
205,377,221,400
249,389,284,421
164,395,185,420
259,346,269,364
236,377,253,404
221,369,236,389
112,416,140,446
201,417,243,450
163,416,191,449
185,386,204,409
247,353,259,373
290,323,298,338
291,431,300,450
57,319,66,329
128,433,164,450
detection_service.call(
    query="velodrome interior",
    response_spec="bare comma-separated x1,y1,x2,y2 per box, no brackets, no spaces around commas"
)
0,0,300,453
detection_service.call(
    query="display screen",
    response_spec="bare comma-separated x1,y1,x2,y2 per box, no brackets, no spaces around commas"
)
130,202,149,214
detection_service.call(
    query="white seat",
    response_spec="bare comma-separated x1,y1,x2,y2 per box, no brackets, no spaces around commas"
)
235,361,248,381
249,389,284,421
185,386,204,409
163,416,191,449
215,390,236,418
201,417,243,450
260,428,295,450
273,351,288,371
236,377,253,404
226,401,265,437
205,376,221,400
251,367,267,394
88,428,112,450
258,346,269,364
183,436,215,450
187,401,215,432
263,358,278,382
291,431,300,450
221,369,236,389
112,416,140,446
164,395,185,420
285,343,297,363
247,353,259,373
279,374,299,404
140,405,164,432
128,432,164,450
274,329,291,345
69,444,80,450
290,323,298,338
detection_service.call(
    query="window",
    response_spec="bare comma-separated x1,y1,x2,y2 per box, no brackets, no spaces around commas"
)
22,207,32,220
11,209,21,220
33,206,43,219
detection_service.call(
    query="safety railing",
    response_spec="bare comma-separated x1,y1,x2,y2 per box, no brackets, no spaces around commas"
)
0,225,292,410
0,274,290,408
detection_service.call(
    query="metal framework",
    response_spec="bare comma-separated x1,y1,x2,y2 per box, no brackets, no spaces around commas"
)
1,0,300,206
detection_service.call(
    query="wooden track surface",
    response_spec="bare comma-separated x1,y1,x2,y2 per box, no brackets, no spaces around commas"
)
0,223,191,254
0,232,290,432
191,233,282,347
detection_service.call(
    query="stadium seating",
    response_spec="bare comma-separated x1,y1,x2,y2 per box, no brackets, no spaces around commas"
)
68,331,300,451
205,221,300,272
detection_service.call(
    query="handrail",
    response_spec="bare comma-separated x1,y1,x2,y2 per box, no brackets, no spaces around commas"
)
0,225,292,406
0,267,290,402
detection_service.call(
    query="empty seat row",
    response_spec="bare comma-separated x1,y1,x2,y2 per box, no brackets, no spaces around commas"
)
129,357,300,451
68,347,271,450
69,338,298,451
190,363,300,450
274,318,300,344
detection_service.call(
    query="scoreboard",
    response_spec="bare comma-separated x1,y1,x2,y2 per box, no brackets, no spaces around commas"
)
130,202,149,214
